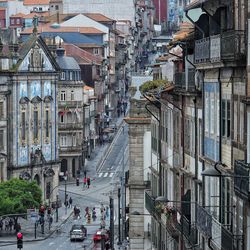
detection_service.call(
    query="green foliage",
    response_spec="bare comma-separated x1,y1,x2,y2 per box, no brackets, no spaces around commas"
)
0,178,42,216
139,79,168,94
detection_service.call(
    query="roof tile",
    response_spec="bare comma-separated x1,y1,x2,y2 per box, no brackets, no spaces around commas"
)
23,0,50,5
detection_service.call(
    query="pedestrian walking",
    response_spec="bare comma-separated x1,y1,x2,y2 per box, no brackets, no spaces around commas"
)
87,176,91,188
9,219,13,231
83,177,87,188
69,197,73,208
65,200,69,208
0,220,3,230
84,170,87,178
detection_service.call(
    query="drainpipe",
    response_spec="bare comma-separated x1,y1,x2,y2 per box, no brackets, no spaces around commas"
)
5,89,11,180
218,69,222,223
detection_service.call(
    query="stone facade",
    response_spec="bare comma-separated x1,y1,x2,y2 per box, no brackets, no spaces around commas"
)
125,97,151,250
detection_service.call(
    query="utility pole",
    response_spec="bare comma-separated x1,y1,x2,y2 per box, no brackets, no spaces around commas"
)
64,173,67,215
109,196,114,250
117,187,121,245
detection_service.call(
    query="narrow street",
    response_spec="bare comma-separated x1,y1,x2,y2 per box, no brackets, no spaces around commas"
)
2,123,129,250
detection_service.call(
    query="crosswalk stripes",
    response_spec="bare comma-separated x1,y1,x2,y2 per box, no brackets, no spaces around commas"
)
97,172,114,178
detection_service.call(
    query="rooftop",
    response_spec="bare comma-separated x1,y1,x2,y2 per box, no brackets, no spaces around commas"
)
84,13,114,22
21,26,105,35
23,0,50,5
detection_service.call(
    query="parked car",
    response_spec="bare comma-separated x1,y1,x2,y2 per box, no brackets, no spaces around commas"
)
93,229,109,243
70,224,87,241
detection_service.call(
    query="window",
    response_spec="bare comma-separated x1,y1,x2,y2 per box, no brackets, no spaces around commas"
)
60,135,67,146
72,134,76,146
55,5,59,10
16,19,20,25
45,110,49,138
60,114,64,123
11,19,14,25
71,90,74,101
46,182,51,199
0,130,3,149
234,101,238,141
93,48,99,55
69,72,73,80
222,100,230,138
61,72,65,80
239,103,244,142
33,110,38,140
60,91,66,101
0,102,3,118
21,112,25,141
205,92,209,132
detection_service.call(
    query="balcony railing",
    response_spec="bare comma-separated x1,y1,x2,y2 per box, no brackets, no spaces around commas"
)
58,123,83,130
194,30,245,64
174,69,196,92
145,190,155,215
59,145,82,153
58,101,83,108
197,204,235,250
175,213,197,245
234,160,250,200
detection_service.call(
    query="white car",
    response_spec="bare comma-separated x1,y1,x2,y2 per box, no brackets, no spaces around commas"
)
70,224,87,241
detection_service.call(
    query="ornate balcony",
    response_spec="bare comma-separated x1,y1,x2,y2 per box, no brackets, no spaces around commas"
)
194,30,245,65
145,190,155,215
234,160,250,200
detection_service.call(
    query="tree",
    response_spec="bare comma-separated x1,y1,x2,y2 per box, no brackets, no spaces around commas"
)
139,79,168,95
0,178,42,230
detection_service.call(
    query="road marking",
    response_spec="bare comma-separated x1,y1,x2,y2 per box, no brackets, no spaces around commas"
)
104,172,108,177
109,173,114,177
98,173,103,177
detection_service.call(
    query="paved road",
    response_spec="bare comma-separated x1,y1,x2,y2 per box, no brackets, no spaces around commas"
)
1,124,129,250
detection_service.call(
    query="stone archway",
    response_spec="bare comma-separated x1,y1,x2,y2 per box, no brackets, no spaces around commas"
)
33,174,40,185
61,159,68,174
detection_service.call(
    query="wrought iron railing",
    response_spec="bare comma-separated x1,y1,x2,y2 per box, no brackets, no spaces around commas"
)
234,160,250,200
145,190,155,215
194,30,245,64
58,123,83,129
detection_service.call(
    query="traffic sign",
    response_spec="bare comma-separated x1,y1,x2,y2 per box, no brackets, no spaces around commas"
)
27,209,38,222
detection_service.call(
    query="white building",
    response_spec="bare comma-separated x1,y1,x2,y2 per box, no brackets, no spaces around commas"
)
63,0,135,24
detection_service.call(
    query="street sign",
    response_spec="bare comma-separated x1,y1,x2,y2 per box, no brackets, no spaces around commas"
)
27,209,38,222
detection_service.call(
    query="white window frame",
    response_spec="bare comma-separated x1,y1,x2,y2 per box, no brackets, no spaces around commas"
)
93,48,99,55
60,135,67,146
60,91,66,101
61,72,65,80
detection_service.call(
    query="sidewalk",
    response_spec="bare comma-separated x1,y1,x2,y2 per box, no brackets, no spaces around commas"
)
0,205,73,246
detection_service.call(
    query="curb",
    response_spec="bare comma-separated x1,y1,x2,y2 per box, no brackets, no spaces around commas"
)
0,210,74,246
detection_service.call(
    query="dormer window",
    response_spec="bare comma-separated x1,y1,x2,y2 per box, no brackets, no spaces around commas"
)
93,48,99,55
69,72,73,80
61,72,65,80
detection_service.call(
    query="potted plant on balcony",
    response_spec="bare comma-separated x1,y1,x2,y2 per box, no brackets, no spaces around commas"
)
155,203,165,214
163,206,177,220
